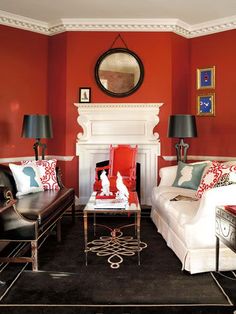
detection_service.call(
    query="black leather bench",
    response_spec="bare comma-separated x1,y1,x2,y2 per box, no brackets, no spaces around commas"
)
0,164,75,271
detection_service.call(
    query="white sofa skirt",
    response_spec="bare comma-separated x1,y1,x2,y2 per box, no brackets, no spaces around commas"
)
151,208,236,274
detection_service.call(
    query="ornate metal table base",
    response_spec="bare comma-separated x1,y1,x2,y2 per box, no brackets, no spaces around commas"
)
87,227,147,269
83,192,145,268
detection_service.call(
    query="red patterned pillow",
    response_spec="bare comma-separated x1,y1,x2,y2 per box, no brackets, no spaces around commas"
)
196,162,236,198
21,159,60,190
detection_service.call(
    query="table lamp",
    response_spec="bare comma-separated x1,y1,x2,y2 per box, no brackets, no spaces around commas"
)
168,114,197,162
21,114,53,160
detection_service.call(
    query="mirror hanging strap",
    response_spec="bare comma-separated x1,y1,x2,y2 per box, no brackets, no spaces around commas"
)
110,34,128,49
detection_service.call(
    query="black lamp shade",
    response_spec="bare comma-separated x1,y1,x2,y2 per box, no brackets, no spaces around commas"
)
21,114,53,139
168,115,197,138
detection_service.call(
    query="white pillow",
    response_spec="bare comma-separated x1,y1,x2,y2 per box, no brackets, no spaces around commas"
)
9,163,44,198
21,159,60,190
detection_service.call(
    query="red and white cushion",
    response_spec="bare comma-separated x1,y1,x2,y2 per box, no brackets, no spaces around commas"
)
21,159,60,190
196,161,236,198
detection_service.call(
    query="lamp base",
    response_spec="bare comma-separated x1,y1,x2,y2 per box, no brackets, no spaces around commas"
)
175,139,189,163
33,139,47,161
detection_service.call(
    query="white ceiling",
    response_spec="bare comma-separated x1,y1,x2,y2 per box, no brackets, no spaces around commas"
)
1,0,236,24
1,0,236,37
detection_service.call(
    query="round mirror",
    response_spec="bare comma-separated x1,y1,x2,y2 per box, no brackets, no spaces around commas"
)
95,48,144,97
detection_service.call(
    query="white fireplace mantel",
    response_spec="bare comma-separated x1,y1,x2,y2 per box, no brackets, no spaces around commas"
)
74,103,163,205
75,103,162,144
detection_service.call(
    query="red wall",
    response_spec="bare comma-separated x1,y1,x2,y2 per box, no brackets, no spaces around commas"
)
0,25,48,158
64,31,175,157
168,34,191,166
47,33,68,179
3,25,236,194
47,31,189,190
48,33,67,156
190,29,236,157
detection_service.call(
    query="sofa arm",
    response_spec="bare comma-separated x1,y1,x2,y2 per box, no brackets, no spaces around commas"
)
184,184,236,248
159,165,178,186
194,184,236,221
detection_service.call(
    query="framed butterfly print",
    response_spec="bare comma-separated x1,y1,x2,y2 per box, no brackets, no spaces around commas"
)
197,93,215,116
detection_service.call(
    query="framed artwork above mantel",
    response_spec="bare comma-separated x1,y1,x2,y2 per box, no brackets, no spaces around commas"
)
79,87,91,103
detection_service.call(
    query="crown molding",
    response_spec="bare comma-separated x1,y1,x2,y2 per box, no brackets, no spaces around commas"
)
0,10,50,35
49,18,191,37
190,15,236,38
1,10,236,38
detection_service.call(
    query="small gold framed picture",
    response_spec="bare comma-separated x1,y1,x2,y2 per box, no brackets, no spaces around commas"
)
197,93,215,116
196,66,215,90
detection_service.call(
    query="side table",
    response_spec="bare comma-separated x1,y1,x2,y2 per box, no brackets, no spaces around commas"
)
215,206,236,272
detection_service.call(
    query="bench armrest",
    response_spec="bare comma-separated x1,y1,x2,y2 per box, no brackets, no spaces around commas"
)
0,186,14,202
56,167,65,188
0,200,37,240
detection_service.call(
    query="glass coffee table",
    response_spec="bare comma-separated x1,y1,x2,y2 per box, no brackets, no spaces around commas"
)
83,191,147,269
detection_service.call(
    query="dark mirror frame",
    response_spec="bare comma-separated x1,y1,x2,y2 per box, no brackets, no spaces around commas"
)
95,48,144,98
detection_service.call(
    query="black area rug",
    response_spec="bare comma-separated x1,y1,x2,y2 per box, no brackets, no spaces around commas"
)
0,215,235,314
211,271,236,304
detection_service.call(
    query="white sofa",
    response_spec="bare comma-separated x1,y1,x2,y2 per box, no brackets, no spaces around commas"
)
151,162,236,274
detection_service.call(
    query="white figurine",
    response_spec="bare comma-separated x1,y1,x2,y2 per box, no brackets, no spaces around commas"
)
100,170,113,196
116,171,129,200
